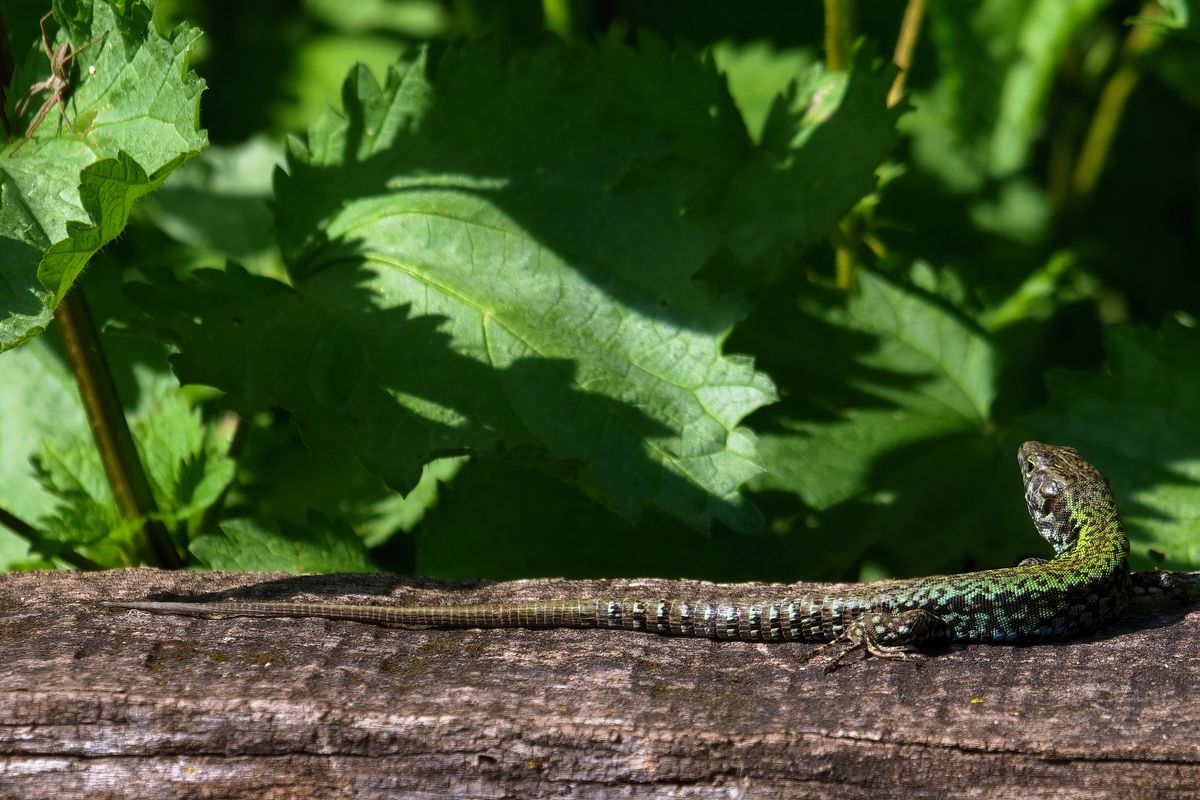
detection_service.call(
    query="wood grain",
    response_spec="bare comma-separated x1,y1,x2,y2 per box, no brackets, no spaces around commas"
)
0,568,1197,799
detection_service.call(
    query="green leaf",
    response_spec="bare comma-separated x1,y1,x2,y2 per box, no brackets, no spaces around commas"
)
722,42,900,279
989,0,1109,176
753,269,995,509
190,513,374,572
305,0,449,37
274,34,409,133
362,456,464,544
1143,0,1191,28
235,417,465,548
0,338,86,537
0,248,182,568
1029,322,1200,569
739,268,1033,578
417,457,809,582
710,40,816,143
141,135,284,276
133,38,895,533
32,433,134,565
32,388,235,566
913,0,1108,184
0,0,206,352
1131,0,1200,38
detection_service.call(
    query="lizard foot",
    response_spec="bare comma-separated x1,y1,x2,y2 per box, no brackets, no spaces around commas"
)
1130,570,1199,605
803,609,948,672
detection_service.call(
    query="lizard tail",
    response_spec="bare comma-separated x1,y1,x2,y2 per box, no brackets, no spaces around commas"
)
96,599,618,630
97,598,831,641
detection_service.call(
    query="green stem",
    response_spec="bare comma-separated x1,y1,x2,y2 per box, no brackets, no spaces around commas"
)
0,505,101,570
823,0,855,72
833,226,857,292
0,505,35,539
54,287,182,568
543,0,575,39
888,0,927,108
824,0,857,289
1070,5,1161,205
0,10,14,137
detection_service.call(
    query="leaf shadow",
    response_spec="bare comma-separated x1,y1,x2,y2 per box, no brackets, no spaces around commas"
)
730,269,934,432
129,571,488,604
128,238,764,531
0,233,46,331
279,45,761,339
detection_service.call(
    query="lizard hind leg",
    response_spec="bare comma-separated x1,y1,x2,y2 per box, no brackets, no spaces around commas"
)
804,609,950,672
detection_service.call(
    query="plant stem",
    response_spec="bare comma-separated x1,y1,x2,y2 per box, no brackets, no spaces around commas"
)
824,0,857,289
888,0,927,108
0,505,101,570
834,231,856,291
1070,5,1162,204
0,10,14,137
54,287,182,568
0,505,35,540
823,0,855,72
543,0,575,39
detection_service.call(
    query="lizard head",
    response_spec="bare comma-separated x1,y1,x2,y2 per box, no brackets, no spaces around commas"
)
1018,441,1108,556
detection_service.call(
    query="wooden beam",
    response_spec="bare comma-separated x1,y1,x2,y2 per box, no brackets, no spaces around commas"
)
0,569,1196,798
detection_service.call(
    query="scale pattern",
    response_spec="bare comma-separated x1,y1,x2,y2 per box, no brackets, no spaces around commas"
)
103,442,1144,655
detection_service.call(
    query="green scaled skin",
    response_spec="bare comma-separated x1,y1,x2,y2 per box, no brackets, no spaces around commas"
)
104,442,1172,664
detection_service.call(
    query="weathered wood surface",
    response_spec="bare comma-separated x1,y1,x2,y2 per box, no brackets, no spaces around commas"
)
0,568,1198,800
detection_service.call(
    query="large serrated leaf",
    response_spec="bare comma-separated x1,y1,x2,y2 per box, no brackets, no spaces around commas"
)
190,513,375,573
1029,323,1200,569
0,0,206,351
32,388,235,567
738,268,1031,578
133,38,897,533
752,269,996,509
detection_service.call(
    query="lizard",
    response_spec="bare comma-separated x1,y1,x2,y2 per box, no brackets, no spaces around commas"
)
99,441,1193,665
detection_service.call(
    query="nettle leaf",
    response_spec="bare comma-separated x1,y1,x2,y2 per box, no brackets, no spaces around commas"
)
236,419,465,548
190,513,374,573
32,389,234,566
742,269,1030,577
141,135,284,274
710,41,817,144
0,0,206,351
133,40,896,532
417,457,808,582
0,251,179,568
753,269,995,509
0,337,86,566
1029,323,1200,569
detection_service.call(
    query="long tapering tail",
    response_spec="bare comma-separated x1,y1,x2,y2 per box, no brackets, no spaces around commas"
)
98,597,838,642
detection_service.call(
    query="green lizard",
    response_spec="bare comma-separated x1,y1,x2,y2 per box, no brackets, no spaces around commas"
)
100,442,1191,663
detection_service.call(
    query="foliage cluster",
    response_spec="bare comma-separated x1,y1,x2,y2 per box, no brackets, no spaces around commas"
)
1,0,1198,580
